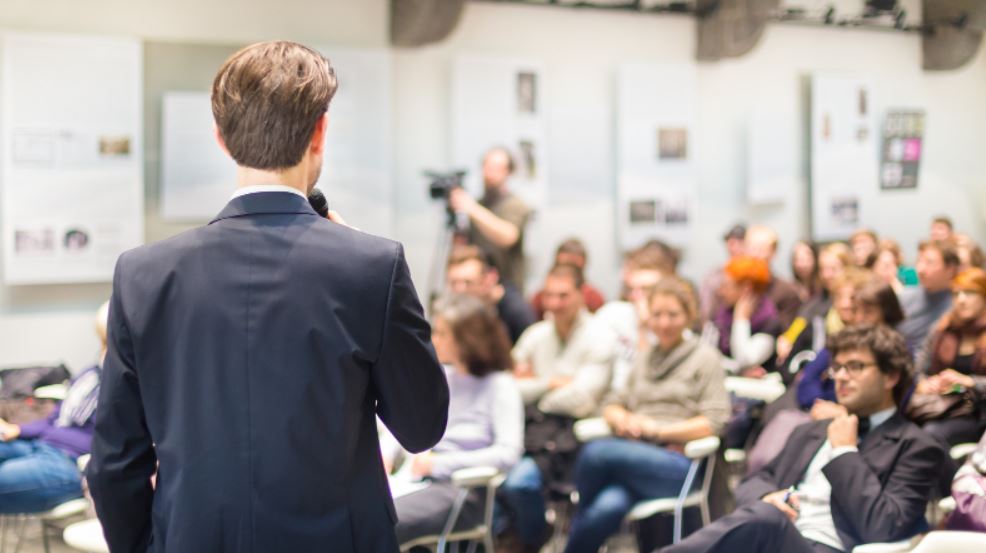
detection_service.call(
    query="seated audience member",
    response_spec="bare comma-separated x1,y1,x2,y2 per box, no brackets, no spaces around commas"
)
849,228,878,269
930,215,954,243
530,238,605,319
662,325,945,553
388,294,523,546
909,268,986,448
563,278,729,553
446,244,536,344
0,301,107,513
745,224,803,330
898,240,959,352
500,264,616,550
953,233,986,273
777,243,852,366
699,223,747,323
946,428,986,532
596,247,672,391
791,240,821,303
713,255,782,376
873,241,906,293
798,278,907,409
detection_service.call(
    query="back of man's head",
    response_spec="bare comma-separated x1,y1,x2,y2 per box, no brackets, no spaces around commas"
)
212,41,338,170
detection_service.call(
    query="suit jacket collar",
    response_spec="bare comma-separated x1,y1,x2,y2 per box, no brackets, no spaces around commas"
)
793,412,909,483
210,192,318,224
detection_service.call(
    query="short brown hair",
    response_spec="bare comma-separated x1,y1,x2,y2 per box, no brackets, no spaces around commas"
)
447,245,491,271
649,277,698,325
918,240,961,268
556,238,588,263
855,278,905,327
546,263,584,290
212,41,338,170
932,216,953,230
828,324,912,404
432,294,513,377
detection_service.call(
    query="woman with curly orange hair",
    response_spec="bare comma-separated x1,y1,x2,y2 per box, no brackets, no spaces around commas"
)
712,255,782,376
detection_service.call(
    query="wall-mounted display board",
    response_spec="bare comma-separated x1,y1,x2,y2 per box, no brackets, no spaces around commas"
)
616,63,697,251
1,32,144,284
810,73,878,241
451,55,549,212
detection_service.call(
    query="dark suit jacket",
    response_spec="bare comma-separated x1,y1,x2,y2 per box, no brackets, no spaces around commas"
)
87,192,450,553
736,413,944,551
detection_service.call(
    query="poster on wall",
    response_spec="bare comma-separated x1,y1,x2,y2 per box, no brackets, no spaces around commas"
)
880,110,924,191
616,63,697,251
810,73,878,241
1,32,144,284
451,55,549,212
159,48,394,237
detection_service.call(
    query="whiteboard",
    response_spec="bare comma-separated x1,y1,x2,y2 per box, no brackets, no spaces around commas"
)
1,32,144,284
159,47,394,237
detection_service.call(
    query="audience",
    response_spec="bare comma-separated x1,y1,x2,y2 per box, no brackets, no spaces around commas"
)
0,301,107,514
791,239,821,303
446,244,536,344
954,233,986,273
387,294,523,547
849,228,879,269
530,238,605,319
663,325,945,553
499,264,616,551
909,267,986,448
873,240,907,293
744,224,803,330
699,223,746,323
712,255,782,376
898,240,960,352
563,278,729,553
930,215,954,243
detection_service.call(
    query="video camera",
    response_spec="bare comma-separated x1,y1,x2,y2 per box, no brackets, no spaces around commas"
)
424,170,467,201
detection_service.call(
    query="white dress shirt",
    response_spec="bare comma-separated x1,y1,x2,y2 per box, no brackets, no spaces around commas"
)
794,407,897,552
230,184,307,200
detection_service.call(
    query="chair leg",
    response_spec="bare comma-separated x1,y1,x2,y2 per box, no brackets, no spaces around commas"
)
437,489,470,553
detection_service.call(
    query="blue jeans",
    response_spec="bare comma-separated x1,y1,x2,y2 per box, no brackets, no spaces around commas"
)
498,457,546,544
0,440,82,514
563,438,692,553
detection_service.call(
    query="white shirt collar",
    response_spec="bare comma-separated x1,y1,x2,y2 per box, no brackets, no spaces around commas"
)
230,185,307,201
867,406,897,431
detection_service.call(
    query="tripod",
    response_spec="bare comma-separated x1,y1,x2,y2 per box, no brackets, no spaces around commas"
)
426,205,460,312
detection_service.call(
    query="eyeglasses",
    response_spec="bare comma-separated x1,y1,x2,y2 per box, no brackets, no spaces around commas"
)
826,361,877,378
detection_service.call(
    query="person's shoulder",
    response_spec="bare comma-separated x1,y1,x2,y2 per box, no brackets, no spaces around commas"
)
516,319,554,344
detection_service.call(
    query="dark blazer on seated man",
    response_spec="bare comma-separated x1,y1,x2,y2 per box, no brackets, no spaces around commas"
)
87,41,449,553
662,325,945,553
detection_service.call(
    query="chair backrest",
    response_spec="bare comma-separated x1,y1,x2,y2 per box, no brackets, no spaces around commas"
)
910,531,986,552
788,349,817,376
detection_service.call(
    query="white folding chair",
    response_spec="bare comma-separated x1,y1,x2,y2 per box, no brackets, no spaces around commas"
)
573,418,721,545
399,466,505,553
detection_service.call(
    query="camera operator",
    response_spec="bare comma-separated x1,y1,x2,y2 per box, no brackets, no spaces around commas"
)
450,146,533,293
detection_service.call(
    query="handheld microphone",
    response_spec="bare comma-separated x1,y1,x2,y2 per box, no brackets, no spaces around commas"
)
308,188,330,219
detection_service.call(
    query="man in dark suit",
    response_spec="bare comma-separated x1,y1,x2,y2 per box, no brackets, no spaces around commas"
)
87,41,449,553
662,324,945,553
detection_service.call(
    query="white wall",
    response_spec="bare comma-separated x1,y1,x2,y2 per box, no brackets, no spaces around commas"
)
1,0,985,365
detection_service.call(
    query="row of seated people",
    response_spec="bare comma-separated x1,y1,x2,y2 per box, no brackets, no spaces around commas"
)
384,229,986,552
0,303,107,516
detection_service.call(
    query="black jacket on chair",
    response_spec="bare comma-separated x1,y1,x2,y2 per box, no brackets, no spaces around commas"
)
87,192,450,553
736,413,944,551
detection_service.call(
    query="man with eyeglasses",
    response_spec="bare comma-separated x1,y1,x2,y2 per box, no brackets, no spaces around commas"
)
661,325,944,553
